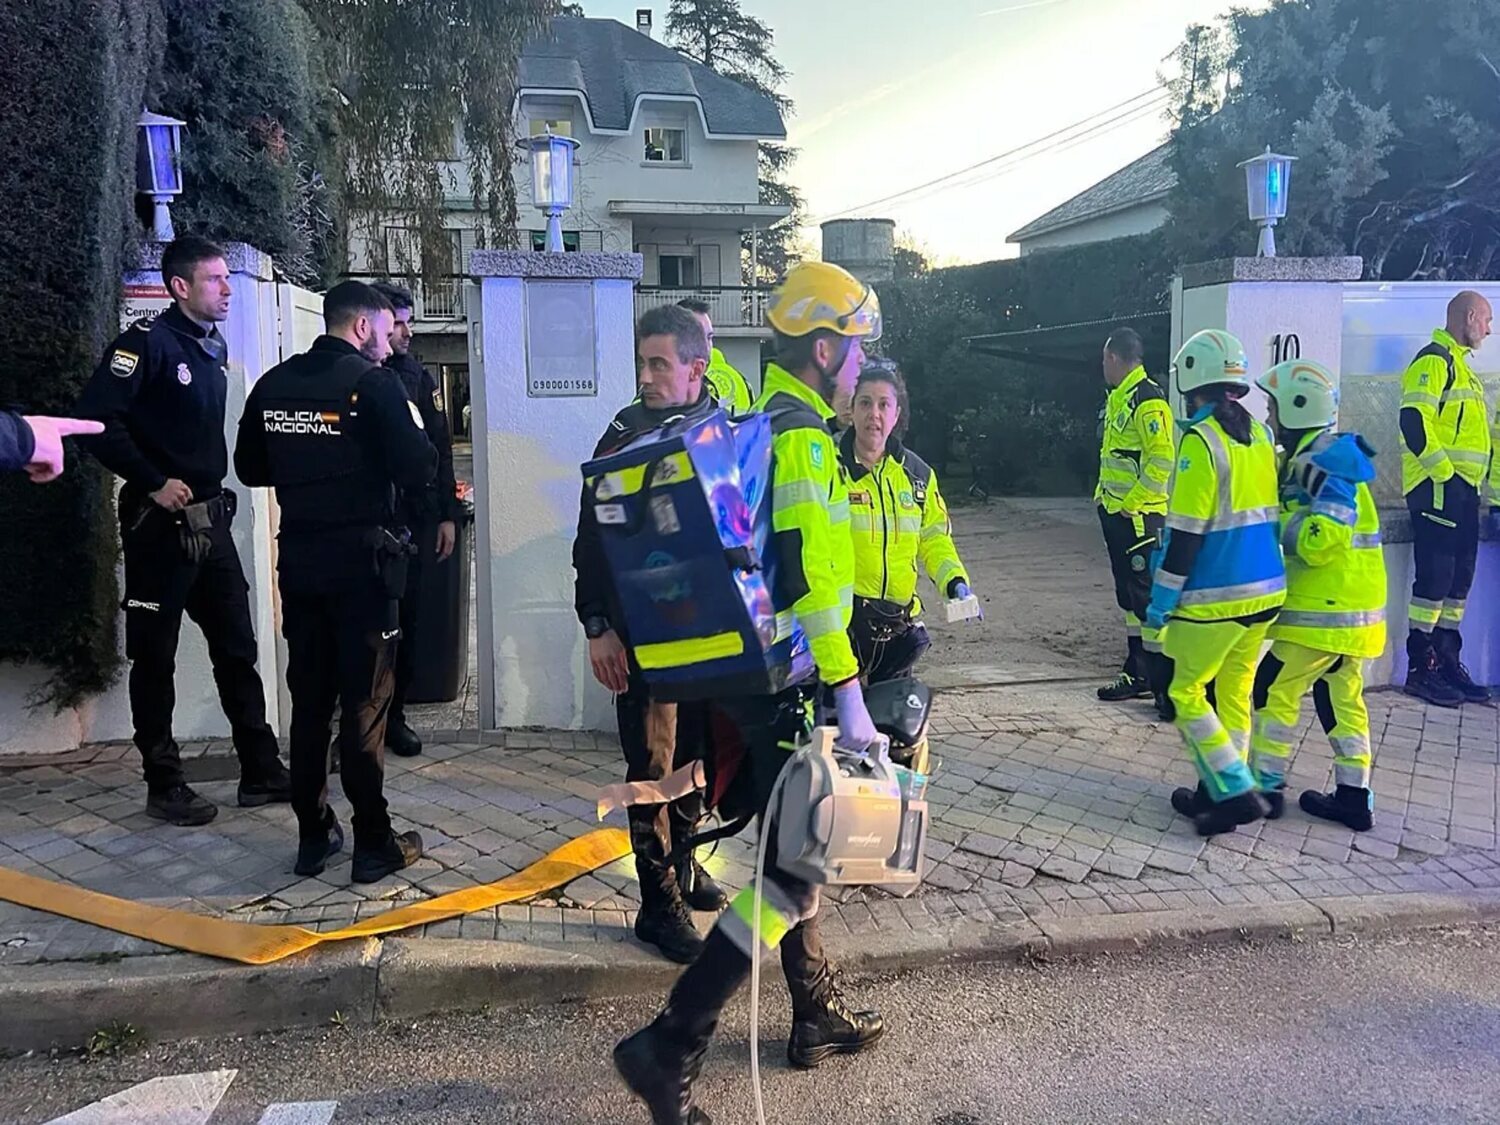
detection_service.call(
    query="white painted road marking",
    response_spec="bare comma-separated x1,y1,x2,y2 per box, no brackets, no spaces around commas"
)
44,1069,237,1124
258,1104,339,1125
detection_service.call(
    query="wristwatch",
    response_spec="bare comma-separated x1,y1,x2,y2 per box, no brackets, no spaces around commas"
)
584,615,612,639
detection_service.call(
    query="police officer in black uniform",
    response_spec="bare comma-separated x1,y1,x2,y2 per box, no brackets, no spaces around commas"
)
77,235,290,826
235,281,436,882
369,281,461,758
574,304,729,964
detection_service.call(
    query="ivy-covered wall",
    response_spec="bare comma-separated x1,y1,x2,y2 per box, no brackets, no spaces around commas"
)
0,1,165,706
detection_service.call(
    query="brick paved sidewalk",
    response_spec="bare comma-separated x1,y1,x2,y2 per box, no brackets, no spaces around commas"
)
1,686,1497,967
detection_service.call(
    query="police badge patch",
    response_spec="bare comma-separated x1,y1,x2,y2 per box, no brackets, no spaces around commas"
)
109,351,139,378
432,389,444,412
176,363,193,386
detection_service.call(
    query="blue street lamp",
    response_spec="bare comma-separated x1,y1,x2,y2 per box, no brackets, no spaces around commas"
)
1238,146,1297,258
137,109,186,242
518,131,581,252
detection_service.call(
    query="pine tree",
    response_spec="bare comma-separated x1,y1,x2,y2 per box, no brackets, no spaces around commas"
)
665,0,804,283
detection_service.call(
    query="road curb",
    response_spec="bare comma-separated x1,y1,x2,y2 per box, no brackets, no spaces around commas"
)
3,891,1497,1053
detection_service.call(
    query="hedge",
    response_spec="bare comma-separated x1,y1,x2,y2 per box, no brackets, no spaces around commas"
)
0,1,164,706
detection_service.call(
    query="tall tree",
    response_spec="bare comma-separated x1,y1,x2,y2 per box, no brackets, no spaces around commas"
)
666,0,804,284
1165,0,1500,280
301,0,562,276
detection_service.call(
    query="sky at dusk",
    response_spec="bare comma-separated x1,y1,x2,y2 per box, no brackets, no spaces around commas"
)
581,0,1263,265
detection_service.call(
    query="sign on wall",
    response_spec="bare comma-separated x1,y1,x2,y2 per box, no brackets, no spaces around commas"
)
524,280,598,397
121,282,172,330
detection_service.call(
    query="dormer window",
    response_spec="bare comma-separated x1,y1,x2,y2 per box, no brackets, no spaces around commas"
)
643,126,686,164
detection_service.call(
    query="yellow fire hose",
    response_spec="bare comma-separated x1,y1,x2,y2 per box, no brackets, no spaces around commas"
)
0,827,630,965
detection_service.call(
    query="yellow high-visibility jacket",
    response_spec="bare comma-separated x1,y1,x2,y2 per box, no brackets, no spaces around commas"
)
1096,366,1175,516
1400,329,1492,494
839,431,967,615
706,347,753,415
754,364,859,685
1269,429,1387,659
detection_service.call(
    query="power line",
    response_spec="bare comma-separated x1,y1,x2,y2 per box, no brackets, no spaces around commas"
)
875,95,1171,211
812,86,1168,223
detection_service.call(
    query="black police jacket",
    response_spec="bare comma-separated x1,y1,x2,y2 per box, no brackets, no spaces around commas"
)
77,304,232,499
235,336,437,588
385,351,461,526
572,389,719,640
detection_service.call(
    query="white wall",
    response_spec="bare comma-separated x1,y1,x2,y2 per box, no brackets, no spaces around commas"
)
1016,201,1169,256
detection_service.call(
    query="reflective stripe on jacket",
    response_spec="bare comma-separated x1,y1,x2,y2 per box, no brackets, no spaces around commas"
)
754,364,859,685
1162,413,1286,621
1269,429,1387,659
839,431,967,614
1400,329,1492,494
1096,366,1175,516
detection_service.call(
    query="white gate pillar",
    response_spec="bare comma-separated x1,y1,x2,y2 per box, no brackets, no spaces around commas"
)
467,250,642,731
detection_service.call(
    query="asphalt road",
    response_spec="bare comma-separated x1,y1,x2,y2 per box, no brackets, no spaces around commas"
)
5,926,1498,1124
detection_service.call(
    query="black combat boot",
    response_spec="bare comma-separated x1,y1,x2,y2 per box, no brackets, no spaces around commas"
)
385,717,424,757
783,921,884,1069
1300,785,1374,832
677,854,728,913
1193,791,1269,838
1433,628,1490,704
351,829,423,883
636,859,706,964
146,782,218,827
295,809,344,877
1261,784,1286,820
1170,782,1212,819
1404,631,1464,708
615,929,751,1125
238,757,293,807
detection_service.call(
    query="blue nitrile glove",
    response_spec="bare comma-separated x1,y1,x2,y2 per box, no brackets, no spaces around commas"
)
1145,578,1182,632
948,580,984,622
833,680,877,752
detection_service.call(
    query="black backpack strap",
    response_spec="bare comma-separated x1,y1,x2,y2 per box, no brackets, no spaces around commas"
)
901,448,933,507
1414,342,1457,409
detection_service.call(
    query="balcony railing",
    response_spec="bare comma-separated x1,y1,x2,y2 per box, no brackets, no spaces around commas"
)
344,274,465,323
635,286,770,329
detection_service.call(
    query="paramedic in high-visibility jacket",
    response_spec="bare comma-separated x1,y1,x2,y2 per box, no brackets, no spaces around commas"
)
1398,291,1493,707
839,358,976,683
1094,328,1176,716
1145,330,1286,839
1244,360,1387,833
615,261,886,1125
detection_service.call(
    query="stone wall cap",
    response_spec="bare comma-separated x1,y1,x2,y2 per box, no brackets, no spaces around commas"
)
1182,256,1364,288
129,240,274,282
469,250,643,281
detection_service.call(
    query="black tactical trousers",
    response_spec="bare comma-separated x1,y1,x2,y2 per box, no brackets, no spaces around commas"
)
282,587,395,850
119,494,281,792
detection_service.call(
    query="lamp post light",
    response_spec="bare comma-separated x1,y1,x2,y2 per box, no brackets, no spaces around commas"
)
136,109,187,242
1238,146,1296,258
517,131,581,252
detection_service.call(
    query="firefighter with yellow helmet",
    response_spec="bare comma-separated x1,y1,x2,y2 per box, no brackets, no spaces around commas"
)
1145,329,1286,837
1241,359,1387,832
615,260,886,1125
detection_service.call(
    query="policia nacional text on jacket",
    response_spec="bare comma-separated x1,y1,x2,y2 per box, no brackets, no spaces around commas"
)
76,236,290,827
235,280,437,884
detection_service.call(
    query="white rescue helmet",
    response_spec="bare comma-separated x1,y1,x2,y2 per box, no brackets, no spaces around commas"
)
1255,359,1339,430
1172,330,1250,401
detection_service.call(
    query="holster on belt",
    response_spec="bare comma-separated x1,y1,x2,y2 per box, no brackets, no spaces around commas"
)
177,491,236,564
365,525,418,599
